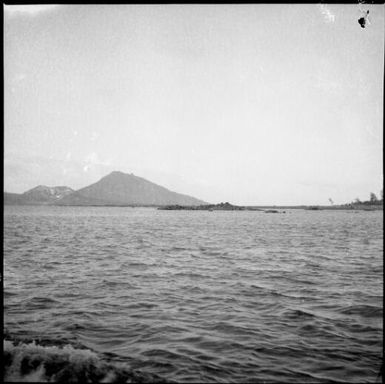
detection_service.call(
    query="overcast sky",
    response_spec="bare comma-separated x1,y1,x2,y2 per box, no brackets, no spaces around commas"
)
4,4,384,205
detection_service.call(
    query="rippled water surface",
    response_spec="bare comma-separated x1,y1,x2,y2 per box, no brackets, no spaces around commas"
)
4,206,383,382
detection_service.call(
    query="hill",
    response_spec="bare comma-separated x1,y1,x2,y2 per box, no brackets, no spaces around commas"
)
55,171,207,206
4,186,74,205
23,186,74,203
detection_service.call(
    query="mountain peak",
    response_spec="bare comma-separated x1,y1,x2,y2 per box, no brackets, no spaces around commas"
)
106,171,134,178
57,171,207,206
109,171,125,175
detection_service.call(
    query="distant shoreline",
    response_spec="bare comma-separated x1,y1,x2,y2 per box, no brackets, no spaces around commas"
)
4,202,383,211
158,203,383,211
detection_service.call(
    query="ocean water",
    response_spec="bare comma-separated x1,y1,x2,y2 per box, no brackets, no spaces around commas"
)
3,206,383,383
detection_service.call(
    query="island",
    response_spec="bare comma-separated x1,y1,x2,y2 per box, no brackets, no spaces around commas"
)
158,202,263,211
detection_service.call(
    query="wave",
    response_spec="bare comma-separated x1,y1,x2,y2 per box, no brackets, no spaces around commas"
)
282,309,315,320
338,304,383,318
3,338,171,383
4,290,18,298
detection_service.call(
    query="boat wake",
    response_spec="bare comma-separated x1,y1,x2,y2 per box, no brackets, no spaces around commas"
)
3,338,170,383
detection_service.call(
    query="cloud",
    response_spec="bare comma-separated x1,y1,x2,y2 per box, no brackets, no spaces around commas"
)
83,152,99,171
14,73,26,82
90,132,100,142
84,152,99,165
4,4,60,17
317,4,336,23
83,152,113,172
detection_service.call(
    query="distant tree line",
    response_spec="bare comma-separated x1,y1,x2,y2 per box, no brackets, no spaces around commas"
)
352,189,383,205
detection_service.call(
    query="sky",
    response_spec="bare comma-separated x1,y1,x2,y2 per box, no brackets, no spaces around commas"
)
4,4,384,205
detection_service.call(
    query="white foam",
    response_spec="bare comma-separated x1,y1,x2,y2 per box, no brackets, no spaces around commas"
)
4,339,100,382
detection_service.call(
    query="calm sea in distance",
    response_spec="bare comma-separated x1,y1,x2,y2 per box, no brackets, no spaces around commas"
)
3,206,383,383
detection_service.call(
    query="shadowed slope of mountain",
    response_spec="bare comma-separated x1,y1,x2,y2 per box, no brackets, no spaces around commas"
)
4,186,74,205
56,171,208,206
